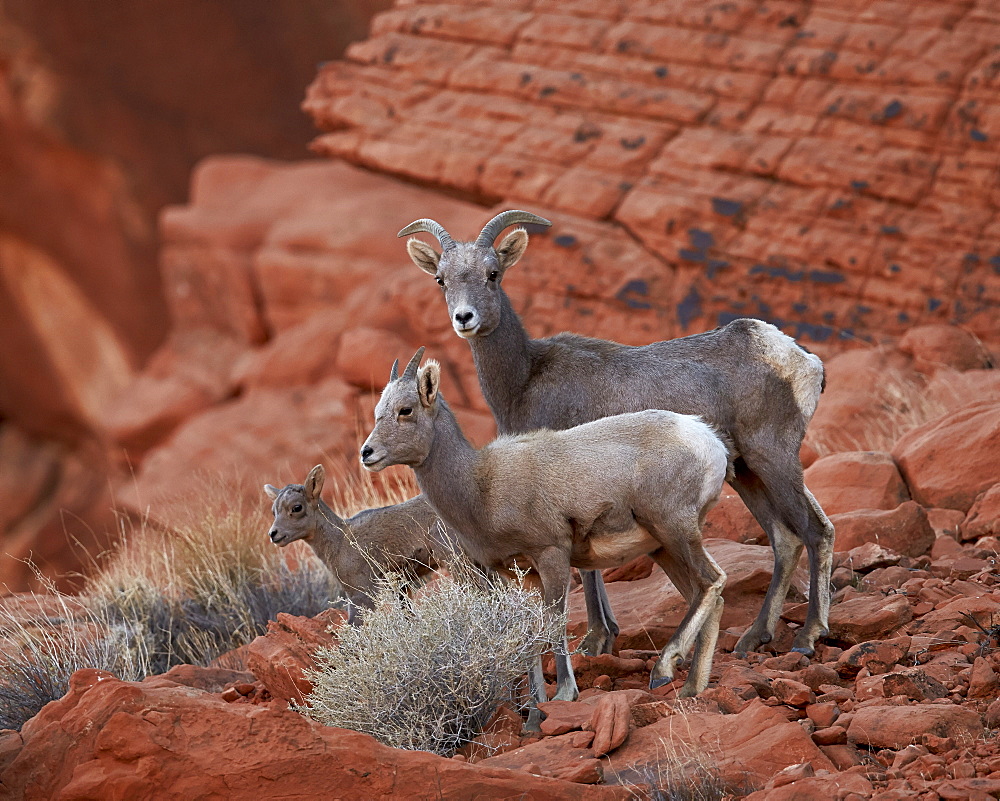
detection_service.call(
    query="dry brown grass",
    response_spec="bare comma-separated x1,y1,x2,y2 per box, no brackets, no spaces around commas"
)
805,371,952,458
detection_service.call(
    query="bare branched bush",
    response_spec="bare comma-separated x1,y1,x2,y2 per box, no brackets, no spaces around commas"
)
0,583,150,730
300,557,564,756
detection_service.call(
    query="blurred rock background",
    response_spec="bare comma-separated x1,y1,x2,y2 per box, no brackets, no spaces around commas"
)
1,0,997,590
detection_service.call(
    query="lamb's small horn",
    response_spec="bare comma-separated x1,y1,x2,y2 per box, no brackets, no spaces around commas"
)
389,358,400,381
397,219,456,251
475,210,552,248
402,347,426,381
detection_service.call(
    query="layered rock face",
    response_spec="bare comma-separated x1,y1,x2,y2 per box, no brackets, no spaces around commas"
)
306,0,1000,349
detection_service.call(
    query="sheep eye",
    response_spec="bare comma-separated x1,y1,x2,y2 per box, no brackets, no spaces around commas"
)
435,276,445,287
399,407,412,417
489,270,499,282
291,504,303,514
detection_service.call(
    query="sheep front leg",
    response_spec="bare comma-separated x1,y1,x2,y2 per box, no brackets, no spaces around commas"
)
535,547,579,703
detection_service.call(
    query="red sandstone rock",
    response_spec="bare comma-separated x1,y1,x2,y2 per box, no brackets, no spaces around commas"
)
831,502,936,557
847,704,983,750
478,731,606,785
4,669,625,800
835,638,910,679
962,484,1000,541
909,595,1000,635
839,542,903,572
893,401,1000,512
898,325,992,375
746,771,874,801
804,451,910,516
246,609,344,704
606,698,834,787
784,593,911,644
585,692,633,756
967,656,1000,699
771,678,815,708
336,326,415,391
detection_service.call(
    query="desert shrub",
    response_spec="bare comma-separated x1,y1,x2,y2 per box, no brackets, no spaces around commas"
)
0,587,150,730
300,558,564,756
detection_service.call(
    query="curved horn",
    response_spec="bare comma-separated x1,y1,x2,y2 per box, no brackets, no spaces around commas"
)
402,347,426,381
389,358,400,381
475,210,552,248
397,219,456,251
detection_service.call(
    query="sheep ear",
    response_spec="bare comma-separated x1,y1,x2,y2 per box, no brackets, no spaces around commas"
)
417,361,441,408
304,464,325,501
407,239,440,276
263,484,279,500
495,229,529,272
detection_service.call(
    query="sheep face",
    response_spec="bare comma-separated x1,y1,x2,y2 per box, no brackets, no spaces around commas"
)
264,464,325,546
362,357,440,471
406,231,529,339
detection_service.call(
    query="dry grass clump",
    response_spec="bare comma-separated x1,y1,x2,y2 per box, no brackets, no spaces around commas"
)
0,582,150,730
300,556,564,756
87,504,334,674
806,371,950,457
617,735,753,801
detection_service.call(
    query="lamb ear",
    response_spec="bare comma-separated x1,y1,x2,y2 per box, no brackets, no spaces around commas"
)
417,361,441,408
495,229,529,272
263,484,279,500
406,239,440,276
304,464,325,501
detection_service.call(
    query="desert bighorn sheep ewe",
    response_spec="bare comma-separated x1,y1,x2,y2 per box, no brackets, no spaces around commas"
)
265,464,444,625
361,348,731,706
399,211,834,658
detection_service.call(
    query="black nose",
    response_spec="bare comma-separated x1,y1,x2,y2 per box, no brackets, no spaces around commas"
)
269,529,279,542
455,310,474,325
361,445,373,460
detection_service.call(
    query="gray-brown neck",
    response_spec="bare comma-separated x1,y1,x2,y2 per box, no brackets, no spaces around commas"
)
411,398,482,537
309,498,350,567
468,290,534,434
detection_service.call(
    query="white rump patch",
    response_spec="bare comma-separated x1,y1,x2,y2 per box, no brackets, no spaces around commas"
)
748,321,824,420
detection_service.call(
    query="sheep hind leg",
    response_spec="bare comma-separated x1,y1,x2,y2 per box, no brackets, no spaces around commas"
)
791,487,834,655
729,464,806,656
578,570,620,656
647,540,726,693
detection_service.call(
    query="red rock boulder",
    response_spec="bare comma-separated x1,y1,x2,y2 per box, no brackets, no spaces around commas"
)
847,704,983,750
898,324,992,375
893,401,1000,512
4,669,629,800
804,451,910,516
830,501,935,557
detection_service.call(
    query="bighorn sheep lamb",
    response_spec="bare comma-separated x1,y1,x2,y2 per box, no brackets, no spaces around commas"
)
265,464,444,625
361,348,731,706
399,211,834,658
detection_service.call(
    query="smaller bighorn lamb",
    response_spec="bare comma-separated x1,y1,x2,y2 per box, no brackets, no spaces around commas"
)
265,464,444,625
361,348,731,706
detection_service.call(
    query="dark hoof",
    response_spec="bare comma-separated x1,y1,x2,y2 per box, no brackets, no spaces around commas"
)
790,646,815,657
648,674,672,691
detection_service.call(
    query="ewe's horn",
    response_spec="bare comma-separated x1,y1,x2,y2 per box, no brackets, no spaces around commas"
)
475,210,552,248
397,219,456,251
402,347,426,381
389,358,400,381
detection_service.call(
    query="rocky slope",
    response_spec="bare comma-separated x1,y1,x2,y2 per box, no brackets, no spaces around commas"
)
1,353,998,797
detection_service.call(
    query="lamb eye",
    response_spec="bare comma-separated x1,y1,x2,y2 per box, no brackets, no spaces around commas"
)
399,407,412,416
489,270,499,282
291,504,303,513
